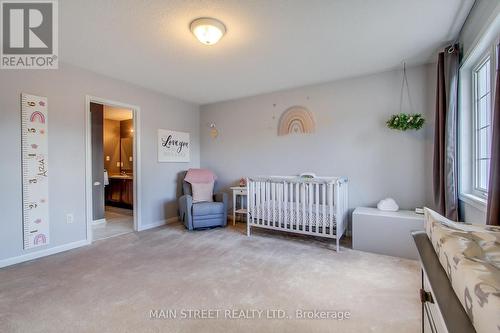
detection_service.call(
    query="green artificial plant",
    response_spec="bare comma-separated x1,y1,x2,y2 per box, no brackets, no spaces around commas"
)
386,113,425,131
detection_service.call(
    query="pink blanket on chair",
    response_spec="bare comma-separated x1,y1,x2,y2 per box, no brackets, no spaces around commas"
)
184,168,217,184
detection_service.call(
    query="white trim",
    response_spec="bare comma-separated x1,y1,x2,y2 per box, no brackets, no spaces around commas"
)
471,52,493,196
85,96,142,244
458,17,499,204
138,217,179,231
85,96,93,244
92,218,106,226
459,193,487,212
0,239,89,268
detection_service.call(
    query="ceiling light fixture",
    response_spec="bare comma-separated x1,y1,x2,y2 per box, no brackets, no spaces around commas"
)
190,17,226,45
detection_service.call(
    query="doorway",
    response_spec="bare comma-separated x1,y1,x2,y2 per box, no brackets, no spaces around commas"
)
85,96,141,243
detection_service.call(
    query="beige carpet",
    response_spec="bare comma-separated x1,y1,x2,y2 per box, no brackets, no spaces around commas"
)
0,222,420,333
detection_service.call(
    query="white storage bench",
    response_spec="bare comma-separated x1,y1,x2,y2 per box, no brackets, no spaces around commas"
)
352,207,424,259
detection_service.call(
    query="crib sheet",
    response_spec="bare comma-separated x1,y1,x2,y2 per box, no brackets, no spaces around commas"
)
252,200,337,227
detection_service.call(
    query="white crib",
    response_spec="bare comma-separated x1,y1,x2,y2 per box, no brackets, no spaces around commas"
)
246,176,349,252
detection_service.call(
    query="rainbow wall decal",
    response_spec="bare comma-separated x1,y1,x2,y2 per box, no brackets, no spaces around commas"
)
33,233,47,245
30,111,46,124
277,106,316,136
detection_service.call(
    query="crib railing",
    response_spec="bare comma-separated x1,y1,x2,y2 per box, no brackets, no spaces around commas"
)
247,176,348,252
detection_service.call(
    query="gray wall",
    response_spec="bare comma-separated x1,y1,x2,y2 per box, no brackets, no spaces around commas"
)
460,0,500,58
0,63,200,261
200,64,436,213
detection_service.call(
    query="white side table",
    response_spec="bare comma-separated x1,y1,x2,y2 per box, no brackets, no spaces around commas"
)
352,207,424,259
230,187,247,226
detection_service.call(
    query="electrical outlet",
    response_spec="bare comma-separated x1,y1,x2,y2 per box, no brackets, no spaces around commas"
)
66,213,74,224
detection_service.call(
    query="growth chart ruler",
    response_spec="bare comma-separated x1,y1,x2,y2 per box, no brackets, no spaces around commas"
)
21,93,49,249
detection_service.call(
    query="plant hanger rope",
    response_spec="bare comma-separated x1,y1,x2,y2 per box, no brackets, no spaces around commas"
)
386,61,425,131
399,62,414,114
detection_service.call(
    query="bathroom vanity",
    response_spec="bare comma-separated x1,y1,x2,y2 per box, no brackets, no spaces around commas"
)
105,174,133,209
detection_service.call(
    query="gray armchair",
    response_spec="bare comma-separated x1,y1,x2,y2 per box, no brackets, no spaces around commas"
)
178,172,228,230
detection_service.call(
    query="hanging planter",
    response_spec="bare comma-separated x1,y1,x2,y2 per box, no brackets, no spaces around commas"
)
386,113,425,131
387,63,425,131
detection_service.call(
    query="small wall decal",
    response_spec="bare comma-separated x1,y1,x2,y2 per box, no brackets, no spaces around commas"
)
208,123,218,139
277,106,316,136
33,233,47,245
30,111,46,124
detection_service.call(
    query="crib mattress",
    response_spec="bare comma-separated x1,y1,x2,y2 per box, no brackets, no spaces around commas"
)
251,200,336,227
424,208,500,333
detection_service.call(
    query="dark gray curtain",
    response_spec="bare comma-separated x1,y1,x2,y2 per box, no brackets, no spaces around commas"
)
486,43,500,226
433,45,459,221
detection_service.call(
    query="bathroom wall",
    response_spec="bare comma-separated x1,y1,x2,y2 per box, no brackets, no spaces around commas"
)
120,119,134,171
120,119,134,139
103,118,134,175
103,119,121,175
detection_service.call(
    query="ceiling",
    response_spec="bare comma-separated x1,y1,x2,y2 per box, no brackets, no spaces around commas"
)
61,0,473,104
103,105,133,121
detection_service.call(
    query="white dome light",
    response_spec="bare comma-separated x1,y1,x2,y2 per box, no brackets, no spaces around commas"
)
190,18,226,45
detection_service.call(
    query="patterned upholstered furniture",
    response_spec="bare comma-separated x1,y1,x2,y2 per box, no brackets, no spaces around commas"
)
414,208,500,333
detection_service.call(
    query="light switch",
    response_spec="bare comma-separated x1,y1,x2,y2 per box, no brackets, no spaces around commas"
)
66,213,74,224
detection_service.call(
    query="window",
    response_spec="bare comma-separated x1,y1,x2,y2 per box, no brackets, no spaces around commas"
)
459,35,497,208
472,55,493,196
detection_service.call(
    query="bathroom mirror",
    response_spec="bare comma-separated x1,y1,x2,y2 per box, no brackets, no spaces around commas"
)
120,137,133,172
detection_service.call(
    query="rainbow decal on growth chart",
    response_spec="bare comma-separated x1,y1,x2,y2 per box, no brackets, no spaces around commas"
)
33,233,47,245
22,93,50,249
30,111,46,124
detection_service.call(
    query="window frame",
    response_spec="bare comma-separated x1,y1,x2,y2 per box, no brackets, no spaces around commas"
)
459,38,498,211
471,52,493,198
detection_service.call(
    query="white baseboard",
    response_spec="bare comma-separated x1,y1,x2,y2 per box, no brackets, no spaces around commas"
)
1,218,182,268
92,218,106,226
138,216,179,231
0,239,90,268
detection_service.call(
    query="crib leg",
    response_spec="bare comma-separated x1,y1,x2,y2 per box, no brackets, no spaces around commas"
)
336,238,340,252
247,223,251,237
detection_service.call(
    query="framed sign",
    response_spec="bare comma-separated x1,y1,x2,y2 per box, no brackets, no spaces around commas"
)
158,129,190,162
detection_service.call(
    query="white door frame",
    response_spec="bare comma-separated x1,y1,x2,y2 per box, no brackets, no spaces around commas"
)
85,95,142,243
